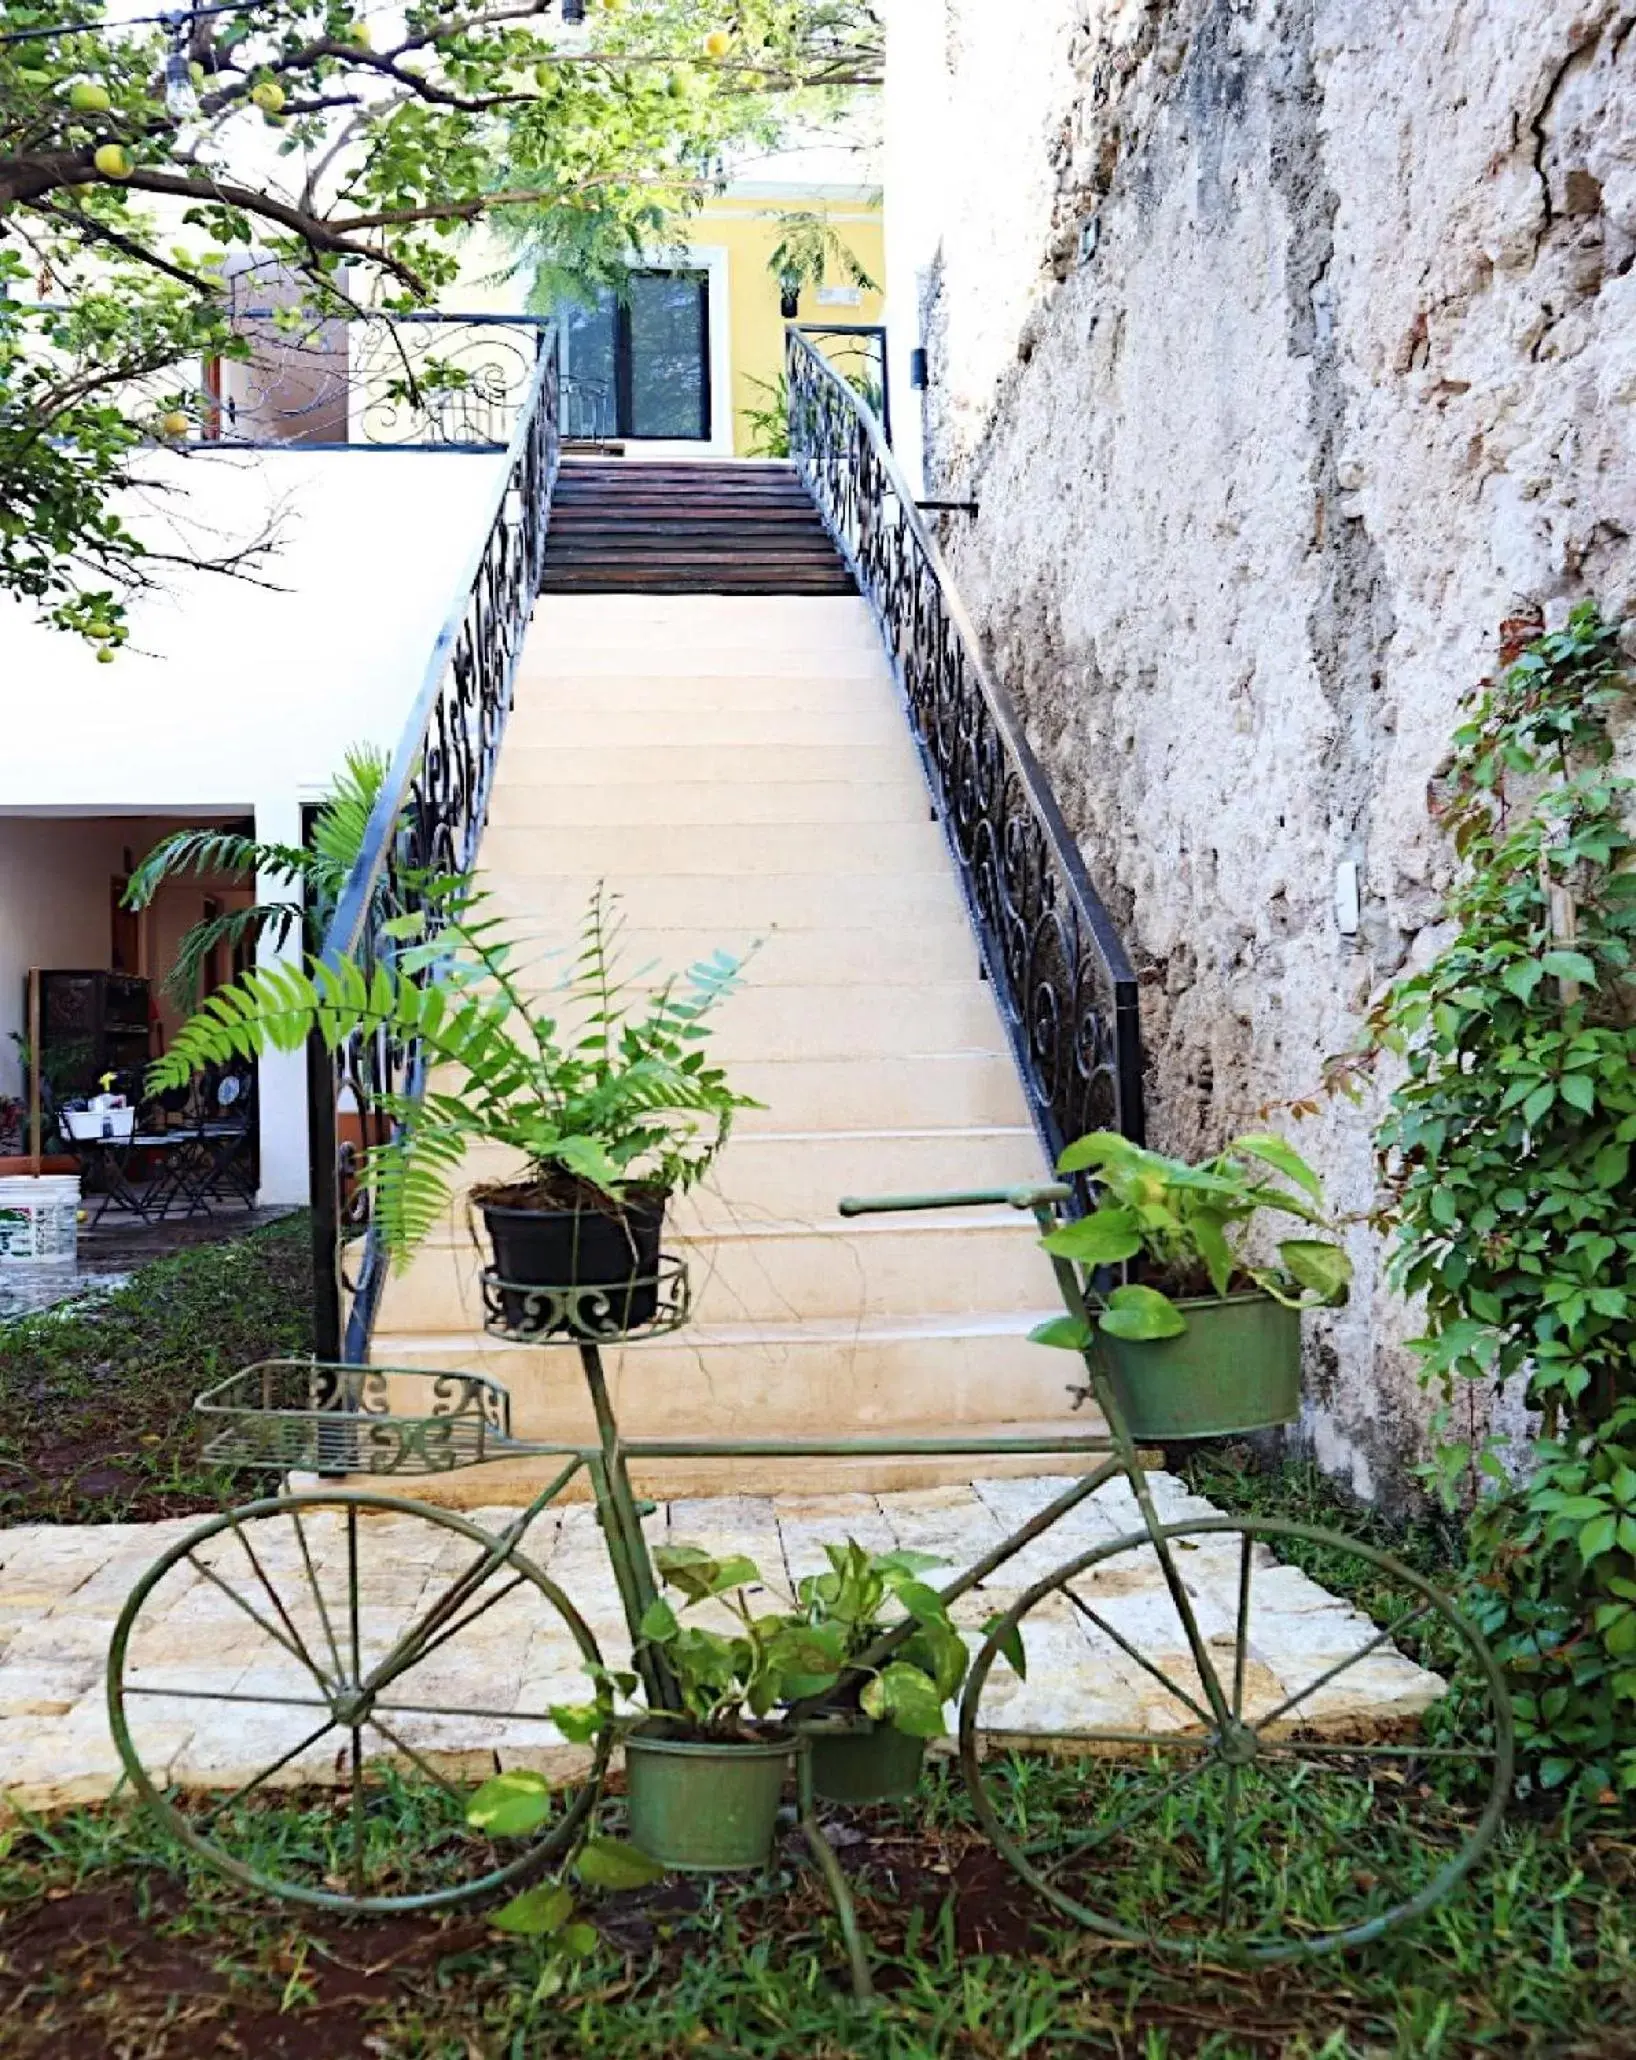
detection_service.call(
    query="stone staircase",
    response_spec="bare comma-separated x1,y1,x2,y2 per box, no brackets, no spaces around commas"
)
371,571,1094,1500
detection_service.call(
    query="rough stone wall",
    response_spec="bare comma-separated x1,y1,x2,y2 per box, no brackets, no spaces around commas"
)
915,0,1636,1499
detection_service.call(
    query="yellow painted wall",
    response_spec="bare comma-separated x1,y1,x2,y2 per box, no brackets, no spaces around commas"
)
673,192,885,455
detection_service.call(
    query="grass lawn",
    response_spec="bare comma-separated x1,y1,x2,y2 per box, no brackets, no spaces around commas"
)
2,1230,1633,2052
1,1762,1632,2059
0,1213,311,1525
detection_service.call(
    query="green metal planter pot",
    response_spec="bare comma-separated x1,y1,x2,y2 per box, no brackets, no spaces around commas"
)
810,1723,927,1805
1100,1291,1302,1439
624,1730,791,1871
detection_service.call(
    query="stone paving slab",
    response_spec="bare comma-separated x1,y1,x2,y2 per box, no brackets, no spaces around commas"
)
0,1474,1443,1813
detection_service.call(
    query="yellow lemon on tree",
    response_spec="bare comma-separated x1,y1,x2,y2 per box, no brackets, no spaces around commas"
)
159,410,190,439
251,80,285,113
348,21,372,48
95,647,117,665
703,29,731,58
68,81,112,114
93,143,131,179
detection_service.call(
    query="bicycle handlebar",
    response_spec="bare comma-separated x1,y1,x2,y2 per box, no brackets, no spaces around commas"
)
837,1182,1072,1218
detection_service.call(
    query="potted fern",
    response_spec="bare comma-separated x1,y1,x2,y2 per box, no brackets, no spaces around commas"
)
1033,1130,1353,1439
150,883,754,1333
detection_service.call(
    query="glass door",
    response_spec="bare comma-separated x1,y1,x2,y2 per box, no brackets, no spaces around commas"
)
561,270,710,441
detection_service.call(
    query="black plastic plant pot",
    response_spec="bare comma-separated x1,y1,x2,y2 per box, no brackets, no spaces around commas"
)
1098,1291,1302,1439
479,1186,667,1338
810,1722,927,1805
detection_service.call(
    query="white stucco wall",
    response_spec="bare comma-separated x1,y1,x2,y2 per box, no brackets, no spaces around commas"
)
0,445,508,1197
888,0,1636,1499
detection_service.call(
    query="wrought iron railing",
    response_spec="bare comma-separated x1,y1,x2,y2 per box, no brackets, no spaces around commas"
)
786,327,1144,1159
793,323,891,446
307,331,560,1362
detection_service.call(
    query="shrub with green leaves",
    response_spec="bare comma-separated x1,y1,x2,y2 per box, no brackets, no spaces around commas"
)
1028,1128,1352,1351
150,882,754,1264
786,1539,972,1738
1368,601,1636,1802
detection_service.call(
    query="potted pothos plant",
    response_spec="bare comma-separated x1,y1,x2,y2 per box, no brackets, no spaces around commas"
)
784,1540,971,1804
151,882,755,1336
1032,1130,1353,1439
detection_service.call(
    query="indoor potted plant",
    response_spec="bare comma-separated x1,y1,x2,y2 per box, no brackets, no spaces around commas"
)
150,881,755,1332
1032,1129,1353,1438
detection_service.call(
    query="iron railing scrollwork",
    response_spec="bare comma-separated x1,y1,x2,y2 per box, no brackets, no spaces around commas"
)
307,331,560,1362
786,328,1144,1164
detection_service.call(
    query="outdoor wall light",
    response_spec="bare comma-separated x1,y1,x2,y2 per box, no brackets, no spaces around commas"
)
779,272,802,319
909,347,929,390
562,0,586,20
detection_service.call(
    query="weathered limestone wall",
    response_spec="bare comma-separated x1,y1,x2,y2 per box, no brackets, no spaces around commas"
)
910,0,1636,1498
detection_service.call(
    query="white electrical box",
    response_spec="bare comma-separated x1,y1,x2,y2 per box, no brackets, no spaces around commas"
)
1334,860,1361,937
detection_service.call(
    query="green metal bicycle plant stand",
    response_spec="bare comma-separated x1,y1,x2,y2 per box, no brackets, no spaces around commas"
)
106,1182,1513,1994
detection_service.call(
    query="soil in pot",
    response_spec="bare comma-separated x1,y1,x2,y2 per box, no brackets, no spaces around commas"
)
1098,1291,1301,1440
474,1171,667,1337
810,1722,926,1805
624,1729,790,1872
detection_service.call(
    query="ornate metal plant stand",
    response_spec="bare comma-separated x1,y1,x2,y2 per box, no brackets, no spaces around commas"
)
107,1202,1512,1994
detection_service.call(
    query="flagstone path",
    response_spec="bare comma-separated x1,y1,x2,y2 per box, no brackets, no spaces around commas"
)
0,1474,1442,1814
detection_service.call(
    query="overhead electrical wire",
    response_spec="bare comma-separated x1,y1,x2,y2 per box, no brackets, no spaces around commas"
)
1,2,276,47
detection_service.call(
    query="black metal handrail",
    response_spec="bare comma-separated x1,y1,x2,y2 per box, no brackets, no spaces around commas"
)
307,330,560,1361
786,327,1144,1160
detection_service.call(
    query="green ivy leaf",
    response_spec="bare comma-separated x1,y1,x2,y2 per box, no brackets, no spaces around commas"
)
467,1770,554,1838
1029,1314,1092,1351
1279,1239,1353,1304
983,1613,1028,1680
1230,1132,1324,1201
1040,1208,1143,1266
576,1836,668,1891
860,1660,948,1738
490,1881,574,1936
1098,1285,1188,1341
1542,949,1599,987
1501,960,1546,1003
1580,1514,1618,1563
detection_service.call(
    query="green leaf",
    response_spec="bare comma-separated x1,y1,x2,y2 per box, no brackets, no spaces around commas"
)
1040,1208,1143,1266
1542,949,1598,987
560,1921,600,1957
1501,960,1546,1003
983,1613,1028,1680
1055,1131,1135,1176
1523,1083,1556,1126
575,1836,668,1890
860,1661,948,1738
639,1598,680,1643
1279,1239,1353,1304
1580,1514,1618,1563
1229,1132,1324,1202
1028,1315,1092,1351
1560,1073,1597,1114
549,1701,606,1746
1098,1285,1187,1341
467,1770,554,1838
490,1881,574,1936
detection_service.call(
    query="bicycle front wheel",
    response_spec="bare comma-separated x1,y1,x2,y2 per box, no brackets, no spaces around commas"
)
958,1517,1511,1962
108,1491,609,1913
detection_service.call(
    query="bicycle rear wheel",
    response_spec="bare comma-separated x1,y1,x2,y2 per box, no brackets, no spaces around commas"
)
108,1491,609,1913
958,1517,1511,1962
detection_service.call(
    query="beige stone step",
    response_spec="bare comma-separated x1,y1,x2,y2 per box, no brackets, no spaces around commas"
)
516,650,886,682
729,1053,1030,1130
487,779,930,829
372,1311,1078,1457
485,984,1009,1064
502,703,913,750
472,921,981,988
447,1127,1043,1227
477,871,971,934
381,1209,1056,1333
496,743,926,789
378,1420,1111,1506
478,821,950,877
527,593,883,651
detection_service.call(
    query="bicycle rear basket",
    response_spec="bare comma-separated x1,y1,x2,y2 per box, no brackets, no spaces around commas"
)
195,1360,513,1476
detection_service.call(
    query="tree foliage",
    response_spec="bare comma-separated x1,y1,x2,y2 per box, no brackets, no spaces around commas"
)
0,0,881,643
1368,602,1636,1803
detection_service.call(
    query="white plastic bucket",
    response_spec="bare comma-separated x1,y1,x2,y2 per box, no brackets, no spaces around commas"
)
62,1107,135,1142
0,1174,81,1265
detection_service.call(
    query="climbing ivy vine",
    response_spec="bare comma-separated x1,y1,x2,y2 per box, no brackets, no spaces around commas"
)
1368,602,1636,1802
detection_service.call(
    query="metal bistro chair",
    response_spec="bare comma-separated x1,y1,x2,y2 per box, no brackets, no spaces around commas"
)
145,1069,257,1219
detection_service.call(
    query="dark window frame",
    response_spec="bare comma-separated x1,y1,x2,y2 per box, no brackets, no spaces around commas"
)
568,268,712,442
